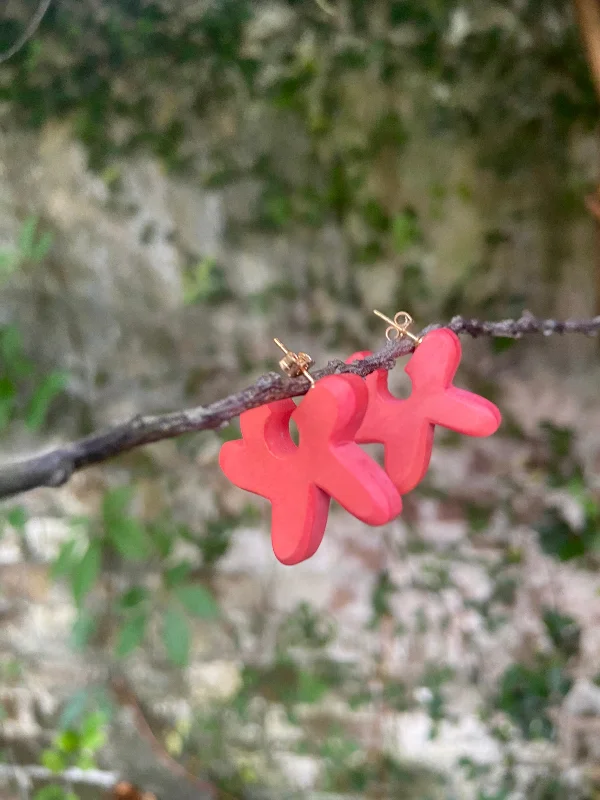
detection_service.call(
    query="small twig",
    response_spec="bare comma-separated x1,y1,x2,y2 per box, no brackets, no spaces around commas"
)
586,190,600,223
314,0,336,15
0,763,119,791
572,0,600,102
109,677,221,800
0,0,54,65
0,313,598,502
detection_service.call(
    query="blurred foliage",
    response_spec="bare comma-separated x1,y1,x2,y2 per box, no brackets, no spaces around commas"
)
33,787,78,800
32,702,111,800
41,709,108,772
0,216,52,276
2,0,597,321
0,324,68,432
543,607,581,661
183,257,232,306
4,367,599,796
496,654,572,740
51,485,224,666
319,743,445,798
530,421,600,563
0,217,68,433
493,422,589,741
4,0,588,174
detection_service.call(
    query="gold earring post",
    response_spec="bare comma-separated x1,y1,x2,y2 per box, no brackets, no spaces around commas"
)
373,309,423,345
273,338,316,387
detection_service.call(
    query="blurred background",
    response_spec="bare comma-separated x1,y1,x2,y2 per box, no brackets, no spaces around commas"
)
1,1,600,798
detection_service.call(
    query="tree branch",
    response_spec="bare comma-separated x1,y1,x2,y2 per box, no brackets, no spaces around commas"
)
0,313,598,502
0,0,55,65
572,0,600,102
0,763,119,792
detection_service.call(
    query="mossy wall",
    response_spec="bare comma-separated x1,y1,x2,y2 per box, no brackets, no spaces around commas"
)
0,0,598,422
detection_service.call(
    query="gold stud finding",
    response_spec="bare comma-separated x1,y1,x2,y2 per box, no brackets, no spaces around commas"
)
373,310,423,345
273,338,316,387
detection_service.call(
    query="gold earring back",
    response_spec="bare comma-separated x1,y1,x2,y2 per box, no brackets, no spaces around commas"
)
373,309,423,345
273,338,316,387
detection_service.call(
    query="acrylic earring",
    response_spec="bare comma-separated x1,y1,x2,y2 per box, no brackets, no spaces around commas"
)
219,339,401,566
346,311,502,495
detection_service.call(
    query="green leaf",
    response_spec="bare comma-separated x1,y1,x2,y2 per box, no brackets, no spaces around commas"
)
117,585,149,610
92,688,114,723
369,570,396,627
0,397,13,431
391,209,421,253
147,521,174,558
362,199,390,233
41,749,66,773
33,787,71,800
497,655,571,739
31,230,53,262
0,325,23,363
163,561,192,589
70,515,91,530
70,609,96,651
296,671,329,704
59,688,113,732
370,109,407,151
7,506,27,530
0,377,16,418
26,371,68,430
162,606,190,666
108,517,150,560
76,752,96,770
174,584,219,619
542,607,581,660
0,249,17,275
80,711,108,752
102,486,133,527
102,487,150,560
456,181,473,203
116,610,148,658
56,730,80,754
52,539,77,580
71,541,101,607
536,508,586,561
539,421,575,460
18,216,38,258
59,690,89,730
81,709,107,737
183,258,216,305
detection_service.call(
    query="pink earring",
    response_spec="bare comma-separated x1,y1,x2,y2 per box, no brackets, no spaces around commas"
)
347,312,501,495
220,341,401,566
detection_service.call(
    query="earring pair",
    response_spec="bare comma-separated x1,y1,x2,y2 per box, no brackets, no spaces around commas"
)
219,311,501,566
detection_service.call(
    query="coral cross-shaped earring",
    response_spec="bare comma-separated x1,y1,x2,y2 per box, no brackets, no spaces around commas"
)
219,375,401,566
347,329,501,495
